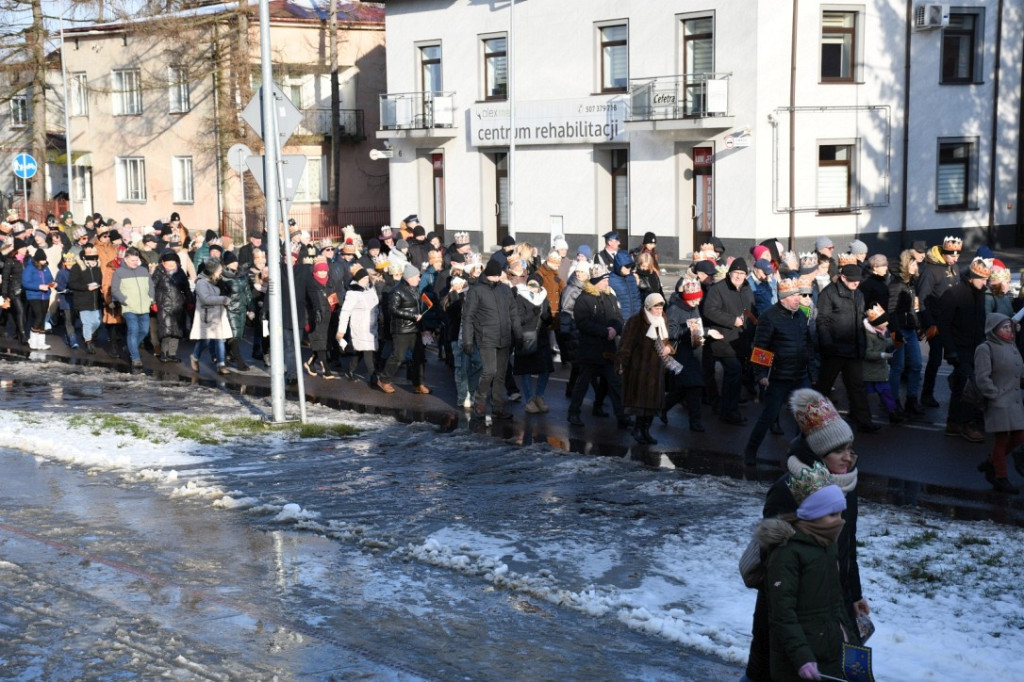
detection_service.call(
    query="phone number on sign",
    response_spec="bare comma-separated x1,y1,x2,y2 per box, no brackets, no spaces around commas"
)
578,103,619,114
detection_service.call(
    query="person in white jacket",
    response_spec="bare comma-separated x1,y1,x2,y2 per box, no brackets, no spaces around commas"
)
336,266,379,382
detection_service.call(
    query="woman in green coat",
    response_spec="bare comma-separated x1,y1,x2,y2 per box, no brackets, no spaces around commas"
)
759,463,860,681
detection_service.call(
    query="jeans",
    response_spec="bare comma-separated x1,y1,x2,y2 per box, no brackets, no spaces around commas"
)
744,376,808,457
452,341,482,401
521,372,550,401
123,312,149,361
79,310,101,342
889,331,923,402
192,338,226,366
475,345,511,411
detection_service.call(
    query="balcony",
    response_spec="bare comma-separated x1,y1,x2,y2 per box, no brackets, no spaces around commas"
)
624,73,735,137
377,91,457,140
295,108,366,142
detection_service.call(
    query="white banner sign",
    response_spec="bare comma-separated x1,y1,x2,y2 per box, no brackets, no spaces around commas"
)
470,97,627,146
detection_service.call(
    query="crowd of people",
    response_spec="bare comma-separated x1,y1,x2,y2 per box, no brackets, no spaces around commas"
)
2,208,1023,497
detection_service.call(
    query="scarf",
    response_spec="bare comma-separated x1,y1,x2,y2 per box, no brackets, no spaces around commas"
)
795,515,846,547
644,308,669,341
787,456,858,494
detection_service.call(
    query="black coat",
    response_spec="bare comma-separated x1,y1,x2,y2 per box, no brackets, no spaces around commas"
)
280,263,310,331
151,266,191,339
816,281,865,358
665,292,704,387
573,282,623,365
916,248,958,328
750,301,812,382
388,281,423,335
66,261,103,311
307,279,334,352
938,277,987,358
887,275,919,332
462,278,519,349
858,272,890,313
702,277,753,358
512,289,554,376
1,257,24,298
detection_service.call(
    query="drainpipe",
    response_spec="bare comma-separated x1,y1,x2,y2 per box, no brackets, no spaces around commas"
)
986,0,1004,246
900,1,912,249
213,22,224,232
788,0,798,250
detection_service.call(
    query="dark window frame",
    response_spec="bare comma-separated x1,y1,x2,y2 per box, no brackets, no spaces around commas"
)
483,36,507,101
941,12,981,85
600,24,628,94
936,140,974,211
820,11,856,83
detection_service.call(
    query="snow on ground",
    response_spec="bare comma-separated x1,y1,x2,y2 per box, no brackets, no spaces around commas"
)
2,364,1022,680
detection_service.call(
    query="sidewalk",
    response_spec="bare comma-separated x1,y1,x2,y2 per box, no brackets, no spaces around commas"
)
3,330,1021,527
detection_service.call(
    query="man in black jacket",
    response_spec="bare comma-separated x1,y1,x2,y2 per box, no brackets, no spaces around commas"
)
938,257,990,442
814,264,877,432
566,264,630,429
462,259,520,418
378,264,428,394
743,278,813,464
916,236,962,406
703,258,754,425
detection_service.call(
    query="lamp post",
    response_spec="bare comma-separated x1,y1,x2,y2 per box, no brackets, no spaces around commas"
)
58,1,73,215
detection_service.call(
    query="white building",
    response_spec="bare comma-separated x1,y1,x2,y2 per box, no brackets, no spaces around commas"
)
377,0,1023,261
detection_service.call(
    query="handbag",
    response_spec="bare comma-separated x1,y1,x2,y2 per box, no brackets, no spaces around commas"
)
961,375,985,409
738,537,764,588
518,328,538,356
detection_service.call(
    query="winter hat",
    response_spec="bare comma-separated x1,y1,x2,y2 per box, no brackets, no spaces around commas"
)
866,303,889,327
751,244,770,262
546,249,562,266
350,266,368,282
680,277,703,302
552,236,569,252
815,236,834,251
968,257,993,280
72,227,88,240
778,277,801,298
342,238,358,255
848,239,868,256
394,239,408,252
500,235,516,248
450,251,466,265
692,259,717,277
402,263,420,280
796,482,847,521
367,237,381,250
527,271,544,288
32,248,47,262
642,231,657,246
205,229,218,243
159,251,180,265
589,263,610,284
577,244,592,259
222,250,238,266
573,259,592,276
412,225,426,238
169,212,181,222
12,237,28,251
728,257,748,274
789,388,854,457
644,292,666,309
202,259,222,277
483,259,502,278
142,233,159,244
839,265,862,283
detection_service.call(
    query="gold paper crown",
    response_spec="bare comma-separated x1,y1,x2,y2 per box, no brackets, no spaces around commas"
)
372,253,390,269
797,275,815,294
837,252,859,266
787,461,837,504
778,277,801,297
942,236,963,251
969,257,993,279
990,266,1011,283
866,303,887,323
454,231,470,245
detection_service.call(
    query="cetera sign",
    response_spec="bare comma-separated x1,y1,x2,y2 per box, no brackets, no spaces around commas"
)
470,97,627,147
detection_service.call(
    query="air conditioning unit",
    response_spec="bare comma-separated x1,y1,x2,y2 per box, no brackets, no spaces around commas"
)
914,4,950,31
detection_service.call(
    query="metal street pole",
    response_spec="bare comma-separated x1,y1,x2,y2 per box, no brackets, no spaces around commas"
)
58,2,73,217
507,0,516,237
259,0,286,422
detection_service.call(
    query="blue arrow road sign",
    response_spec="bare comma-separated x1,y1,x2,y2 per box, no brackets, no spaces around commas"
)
13,153,37,180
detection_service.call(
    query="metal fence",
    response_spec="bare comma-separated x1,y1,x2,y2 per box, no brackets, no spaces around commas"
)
2,197,72,224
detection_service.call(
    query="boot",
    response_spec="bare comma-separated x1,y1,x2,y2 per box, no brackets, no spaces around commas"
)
631,421,647,445
67,333,79,349
318,360,336,380
993,478,1020,495
889,408,905,424
642,416,658,445
85,340,96,355
920,392,940,408
977,460,996,485
31,331,49,350
229,339,249,371
27,331,38,349
904,396,923,416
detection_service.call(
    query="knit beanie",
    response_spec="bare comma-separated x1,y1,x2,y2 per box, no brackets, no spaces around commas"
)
403,263,419,280
483,259,502,278
789,388,854,457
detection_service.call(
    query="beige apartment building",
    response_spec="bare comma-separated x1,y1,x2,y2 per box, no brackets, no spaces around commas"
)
59,1,387,237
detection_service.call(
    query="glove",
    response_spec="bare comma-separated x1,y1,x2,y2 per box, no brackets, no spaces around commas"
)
462,344,474,356
304,323,311,333
880,352,892,360
150,303,158,313
798,661,821,680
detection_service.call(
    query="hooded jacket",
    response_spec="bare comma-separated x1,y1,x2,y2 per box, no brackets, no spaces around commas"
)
974,312,1024,432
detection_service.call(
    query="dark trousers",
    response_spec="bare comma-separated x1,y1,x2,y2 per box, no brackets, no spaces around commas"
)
815,354,873,427
717,355,743,418
702,345,720,401
475,345,510,411
948,349,979,425
380,331,423,385
922,334,944,398
745,376,808,457
569,361,624,420
348,350,376,378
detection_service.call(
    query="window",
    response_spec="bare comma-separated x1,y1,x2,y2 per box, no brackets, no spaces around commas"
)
432,152,445,231
483,36,507,100
172,156,194,203
937,139,976,210
70,72,89,117
10,95,29,127
168,66,190,113
600,24,628,92
821,11,856,82
294,156,324,203
115,156,147,202
683,17,714,116
420,45,442,93
14,176,31,194
942,12,983,84
611,148,629,236
818,144,854,210
112,68,142,116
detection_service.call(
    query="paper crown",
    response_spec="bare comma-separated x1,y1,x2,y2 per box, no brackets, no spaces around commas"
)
372,253,389,269
989,266,1011,283
464,252,483,267
778,277,801,297
589,263,610,280
798,275,815,294
942,235,963,251
799,251,818,265
837,252,859,266
969,257,993,280
454,231,470,245
681,277,703,294
379,225,393,238
787,461,838,505
318,237,335,250
866,303,888,324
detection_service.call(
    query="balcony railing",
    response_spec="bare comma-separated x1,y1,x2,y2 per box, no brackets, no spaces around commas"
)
379,91,455,130
296,108,366,139
626,73,731,121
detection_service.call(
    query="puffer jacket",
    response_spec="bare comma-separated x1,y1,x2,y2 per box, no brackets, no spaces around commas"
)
702,277,753,358
220,268,254,340
573,281,623,365
462,277,518,349
816,281,865,358
916,245,958,328
938,276,987,360
750,301,813,382
388,280,423,335
150,265,191,339
22,262,53,301
887,274,918,332
863,323,895,382
665,290,704,388
2,256,24,298
110,263,152,314
67,261,103,311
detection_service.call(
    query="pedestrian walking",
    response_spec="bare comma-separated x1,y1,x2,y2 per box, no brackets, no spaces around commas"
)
110,247,153,370
974,313,1024,494
149,251,191,363
619,292,679,444
336,266,379,383
462,259,520,417
189,259,232,375
513,272,554,414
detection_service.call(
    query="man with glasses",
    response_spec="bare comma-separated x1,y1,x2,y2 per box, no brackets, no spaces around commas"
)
916,235,963,407
743,277,814,464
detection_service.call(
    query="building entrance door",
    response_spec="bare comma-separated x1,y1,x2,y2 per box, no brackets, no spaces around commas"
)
494,151,509,244
692,146,714,249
